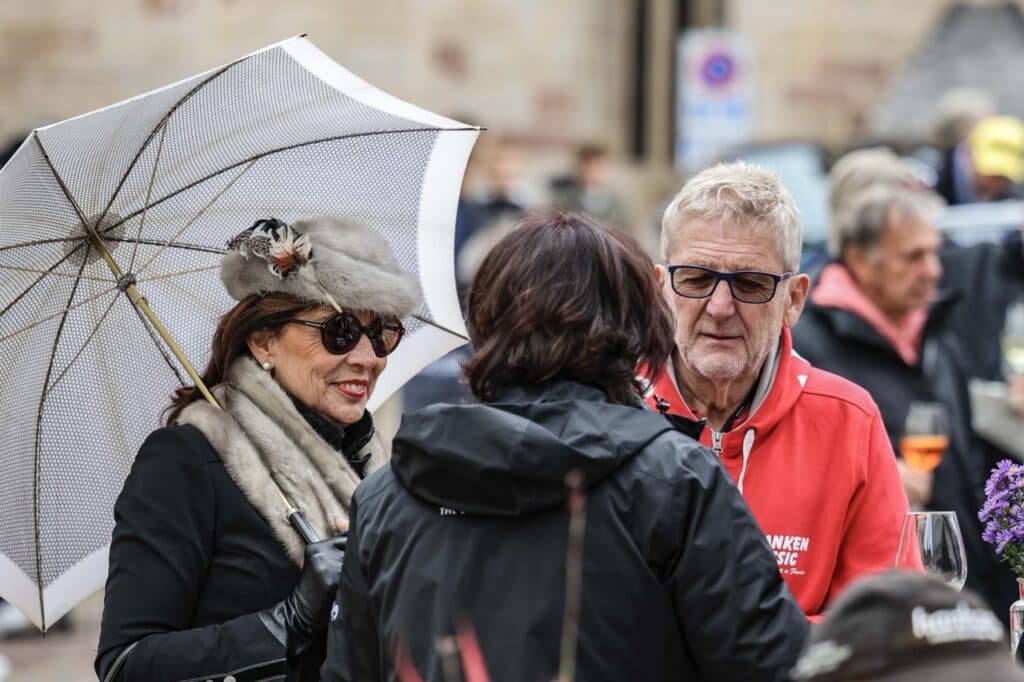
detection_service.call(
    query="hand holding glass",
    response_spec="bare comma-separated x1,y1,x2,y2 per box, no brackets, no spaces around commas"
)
895,511,967,591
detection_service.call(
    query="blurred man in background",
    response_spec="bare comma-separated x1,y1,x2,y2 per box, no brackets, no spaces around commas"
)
550,143,628,229
794,187,947,460
936,115,1024,205
454,138,528,271
792,186,1015,620
646,162,909,620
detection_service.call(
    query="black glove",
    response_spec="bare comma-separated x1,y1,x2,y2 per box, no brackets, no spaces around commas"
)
260,533,347,656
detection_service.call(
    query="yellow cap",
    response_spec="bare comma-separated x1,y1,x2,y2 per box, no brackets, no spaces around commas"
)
969,116,1024,183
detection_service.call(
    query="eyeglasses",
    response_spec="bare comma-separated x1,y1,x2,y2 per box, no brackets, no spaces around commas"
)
285,311,405,357
667,265,795,304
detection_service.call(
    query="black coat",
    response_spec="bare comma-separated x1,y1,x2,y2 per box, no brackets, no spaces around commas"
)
941,231,1024,382
95,425,298,682
319,381,808,681
792,285,1016,622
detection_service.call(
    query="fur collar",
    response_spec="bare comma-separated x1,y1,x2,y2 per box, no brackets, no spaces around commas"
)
176,357,389,565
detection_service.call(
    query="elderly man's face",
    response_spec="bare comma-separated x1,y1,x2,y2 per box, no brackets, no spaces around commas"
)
848,213,942,320
658,219,808,385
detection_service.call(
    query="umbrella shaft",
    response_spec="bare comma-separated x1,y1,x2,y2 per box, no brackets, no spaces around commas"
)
82,230,220,408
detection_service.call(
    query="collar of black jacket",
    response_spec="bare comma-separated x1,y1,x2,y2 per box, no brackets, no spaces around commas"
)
289,394,374,472
390,380,678,517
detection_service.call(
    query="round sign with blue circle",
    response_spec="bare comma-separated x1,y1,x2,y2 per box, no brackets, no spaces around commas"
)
701,52,735,88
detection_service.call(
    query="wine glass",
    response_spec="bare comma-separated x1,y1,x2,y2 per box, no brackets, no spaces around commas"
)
894,511,967,591
1003,299,1024,377
900,402,949,473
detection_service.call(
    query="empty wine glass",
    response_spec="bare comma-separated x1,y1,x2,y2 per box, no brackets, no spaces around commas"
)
894,511,967,591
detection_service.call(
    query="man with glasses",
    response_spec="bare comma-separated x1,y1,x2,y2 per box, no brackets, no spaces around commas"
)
645,162,909,620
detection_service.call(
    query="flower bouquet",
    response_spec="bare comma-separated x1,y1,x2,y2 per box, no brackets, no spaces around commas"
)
979,459,1024,652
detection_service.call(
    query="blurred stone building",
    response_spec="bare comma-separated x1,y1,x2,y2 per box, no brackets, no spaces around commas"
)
2,0,1021,240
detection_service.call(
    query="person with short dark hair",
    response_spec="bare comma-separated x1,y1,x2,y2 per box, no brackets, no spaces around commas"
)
318,210,808,681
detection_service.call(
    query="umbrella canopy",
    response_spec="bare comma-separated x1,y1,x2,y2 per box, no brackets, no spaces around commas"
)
0,36,479,630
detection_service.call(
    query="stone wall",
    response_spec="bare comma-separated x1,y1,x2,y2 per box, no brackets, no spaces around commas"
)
0,0,632,158
2,0,1016,239
728,0,1024,146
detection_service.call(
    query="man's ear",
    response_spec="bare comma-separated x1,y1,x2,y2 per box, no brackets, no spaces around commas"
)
654,263,666,286
245,328,277,367
782,273,810,328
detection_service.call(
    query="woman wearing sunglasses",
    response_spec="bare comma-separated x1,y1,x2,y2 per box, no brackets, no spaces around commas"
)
95,217,420,682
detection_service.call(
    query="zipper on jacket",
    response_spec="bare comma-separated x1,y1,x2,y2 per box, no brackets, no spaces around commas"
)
711,429,723,456
103,641,138,682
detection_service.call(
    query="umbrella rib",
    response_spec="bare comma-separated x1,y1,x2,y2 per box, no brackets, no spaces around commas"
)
412,313,468,341
31,240,93,632
95,60,240,230
137,264,221,283
98,127,479,237
0,236,223,256
0,263,113,283
32,133,94,235
109,237,223,255
0,243,87,317
134,158,257,277
46,291,120,394
0,285,120,344
127,121,169,272
0,237,86,253
127,294,188,388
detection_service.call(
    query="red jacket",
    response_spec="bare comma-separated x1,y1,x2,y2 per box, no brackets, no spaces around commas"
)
644,328,910,618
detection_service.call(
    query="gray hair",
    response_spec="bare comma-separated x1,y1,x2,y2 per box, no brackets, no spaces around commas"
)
661,161,802,270
832,186,943,260
933,87,997,147
828,147,914,215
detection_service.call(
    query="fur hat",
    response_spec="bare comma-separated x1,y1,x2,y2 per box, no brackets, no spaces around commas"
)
221,217,423,318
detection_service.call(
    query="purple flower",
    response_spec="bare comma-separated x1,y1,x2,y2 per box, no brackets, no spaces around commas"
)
980,460,1024,578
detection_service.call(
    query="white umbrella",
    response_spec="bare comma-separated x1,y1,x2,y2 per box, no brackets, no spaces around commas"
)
0,35,479,630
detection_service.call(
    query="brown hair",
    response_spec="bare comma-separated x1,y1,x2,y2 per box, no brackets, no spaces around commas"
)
163,293,318,424
463,210,674,405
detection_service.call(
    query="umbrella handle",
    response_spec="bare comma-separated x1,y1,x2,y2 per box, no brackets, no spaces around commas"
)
287,509,321,544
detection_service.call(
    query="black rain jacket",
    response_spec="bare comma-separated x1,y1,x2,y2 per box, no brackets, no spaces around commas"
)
319,381,808,681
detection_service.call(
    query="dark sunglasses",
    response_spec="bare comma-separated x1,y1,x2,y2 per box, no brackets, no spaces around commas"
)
667,264,795,304
285,311,405,357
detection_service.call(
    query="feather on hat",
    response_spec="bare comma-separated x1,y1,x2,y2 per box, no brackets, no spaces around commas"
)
221,217,423,318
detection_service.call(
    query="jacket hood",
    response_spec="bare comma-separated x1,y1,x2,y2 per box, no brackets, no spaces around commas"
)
390,381,676,517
